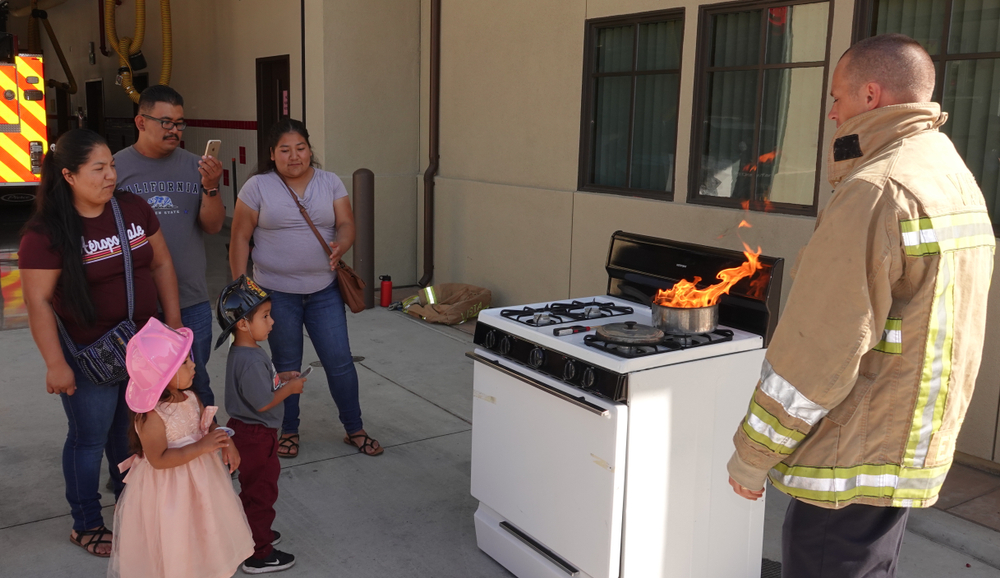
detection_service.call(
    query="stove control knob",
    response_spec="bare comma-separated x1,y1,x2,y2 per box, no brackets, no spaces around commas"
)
484,330,497,350
581,366,596,389
562,359,577,381
529,347,545,369
499,336,512,356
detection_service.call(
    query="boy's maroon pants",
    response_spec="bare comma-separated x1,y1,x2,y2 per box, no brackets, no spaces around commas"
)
228,419,280,559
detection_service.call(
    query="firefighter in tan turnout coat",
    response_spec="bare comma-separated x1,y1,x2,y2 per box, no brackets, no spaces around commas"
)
727,34,995,577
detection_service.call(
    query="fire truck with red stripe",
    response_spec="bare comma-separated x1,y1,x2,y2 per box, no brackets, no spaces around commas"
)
0,50,46,185
0,29,47,330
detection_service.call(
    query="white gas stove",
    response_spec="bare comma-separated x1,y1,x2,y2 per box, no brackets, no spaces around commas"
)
477,295,763,374
468,232,784,578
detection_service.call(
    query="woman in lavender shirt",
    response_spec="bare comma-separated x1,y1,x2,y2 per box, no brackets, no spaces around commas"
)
228,119,382,458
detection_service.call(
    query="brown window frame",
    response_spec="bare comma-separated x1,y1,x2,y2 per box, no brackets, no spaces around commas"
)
687,0,835,217
854,1,1000,95
853,0,1000,237
577,8,685,200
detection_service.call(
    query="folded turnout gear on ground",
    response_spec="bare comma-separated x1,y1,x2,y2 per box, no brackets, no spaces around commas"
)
403,283,491,325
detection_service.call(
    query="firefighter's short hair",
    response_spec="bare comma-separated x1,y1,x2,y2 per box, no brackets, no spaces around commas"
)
138,85,185,113
843,33,935,103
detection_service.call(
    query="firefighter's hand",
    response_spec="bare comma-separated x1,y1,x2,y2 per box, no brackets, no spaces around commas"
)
199,155,223,190
729,476,764,501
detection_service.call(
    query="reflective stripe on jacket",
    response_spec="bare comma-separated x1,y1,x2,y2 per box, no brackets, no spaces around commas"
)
727,103,995,509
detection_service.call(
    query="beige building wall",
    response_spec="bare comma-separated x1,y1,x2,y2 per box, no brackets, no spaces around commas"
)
29,0,419,284
18,0,1000,461
421,0,1000,462
322,0,421,285
35,0,307,217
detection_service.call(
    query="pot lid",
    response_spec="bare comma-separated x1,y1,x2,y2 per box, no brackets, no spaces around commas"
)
596,321,665,344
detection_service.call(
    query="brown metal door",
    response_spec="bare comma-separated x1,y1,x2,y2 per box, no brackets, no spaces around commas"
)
85,79,105,136
255,55,290,171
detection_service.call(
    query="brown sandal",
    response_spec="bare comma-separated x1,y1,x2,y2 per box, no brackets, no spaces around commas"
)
70,525,113,557
344,431,384,456
277,433,299,458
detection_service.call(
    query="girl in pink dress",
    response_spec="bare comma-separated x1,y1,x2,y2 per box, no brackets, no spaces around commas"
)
108,318,254,578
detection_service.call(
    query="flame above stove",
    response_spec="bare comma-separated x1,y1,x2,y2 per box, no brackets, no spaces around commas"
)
653,242,763,308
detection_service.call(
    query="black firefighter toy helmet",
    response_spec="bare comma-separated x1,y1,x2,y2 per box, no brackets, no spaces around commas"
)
215,275,270,350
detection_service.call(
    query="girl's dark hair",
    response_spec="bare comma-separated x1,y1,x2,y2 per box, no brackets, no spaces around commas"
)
24,129,112,326
250,118,320,177
128,389,173,457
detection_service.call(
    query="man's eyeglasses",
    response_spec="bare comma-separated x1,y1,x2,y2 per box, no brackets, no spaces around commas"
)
141,114,187,131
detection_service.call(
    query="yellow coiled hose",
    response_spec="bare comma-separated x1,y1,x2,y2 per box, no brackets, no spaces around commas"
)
106,0,172,103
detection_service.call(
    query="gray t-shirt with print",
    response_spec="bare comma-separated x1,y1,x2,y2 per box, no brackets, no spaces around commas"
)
237,169,348,294
114,145,208,309
224,345,283,429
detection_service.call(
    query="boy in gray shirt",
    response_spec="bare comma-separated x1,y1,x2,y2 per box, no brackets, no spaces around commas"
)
216,276,305,574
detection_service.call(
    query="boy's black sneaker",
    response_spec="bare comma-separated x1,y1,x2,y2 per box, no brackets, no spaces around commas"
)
271,531,281,546
241,550,295,574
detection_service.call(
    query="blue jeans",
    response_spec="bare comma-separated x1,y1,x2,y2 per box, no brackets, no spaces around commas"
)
265,282,363,434
181,301,214,407
59,343,131,532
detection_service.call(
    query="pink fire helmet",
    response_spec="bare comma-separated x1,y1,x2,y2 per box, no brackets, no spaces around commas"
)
125,318,194,413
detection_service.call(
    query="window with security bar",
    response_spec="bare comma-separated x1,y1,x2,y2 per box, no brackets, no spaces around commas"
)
578,10,684,199
688,1,833,216
854,0,1000,236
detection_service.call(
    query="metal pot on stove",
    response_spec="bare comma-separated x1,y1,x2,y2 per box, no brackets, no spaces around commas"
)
651,301,719,335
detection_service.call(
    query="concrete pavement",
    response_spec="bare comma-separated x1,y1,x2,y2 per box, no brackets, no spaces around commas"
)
2,304,1000,577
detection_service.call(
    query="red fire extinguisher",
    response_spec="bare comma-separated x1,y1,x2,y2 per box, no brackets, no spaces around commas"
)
379,275,392,307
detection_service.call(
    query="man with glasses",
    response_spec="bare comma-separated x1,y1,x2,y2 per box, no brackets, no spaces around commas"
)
114,85,225,408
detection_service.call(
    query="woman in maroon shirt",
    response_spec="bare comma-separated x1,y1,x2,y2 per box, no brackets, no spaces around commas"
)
19,129,181,557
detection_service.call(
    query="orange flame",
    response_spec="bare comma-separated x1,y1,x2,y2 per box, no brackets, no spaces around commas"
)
741,150,778,174
740,199,776,213
653,243,763,308
739,220,752,228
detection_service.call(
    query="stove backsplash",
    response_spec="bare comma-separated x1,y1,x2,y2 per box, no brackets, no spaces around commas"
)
604,231,784,346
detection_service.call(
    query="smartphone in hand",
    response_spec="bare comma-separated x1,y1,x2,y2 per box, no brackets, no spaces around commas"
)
204,139,221,158
275,366,312,391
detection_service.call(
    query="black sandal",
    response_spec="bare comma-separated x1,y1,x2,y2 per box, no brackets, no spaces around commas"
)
344,431,384,456
69,525,113,558
277,433,299,458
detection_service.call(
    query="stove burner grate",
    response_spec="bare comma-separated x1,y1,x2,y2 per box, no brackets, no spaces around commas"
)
500,300,634,327
583,329,734,358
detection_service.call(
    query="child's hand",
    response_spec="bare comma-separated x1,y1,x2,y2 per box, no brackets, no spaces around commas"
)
286,376,306,395
276,370,300,384
198,429,230,455
221,439,241,473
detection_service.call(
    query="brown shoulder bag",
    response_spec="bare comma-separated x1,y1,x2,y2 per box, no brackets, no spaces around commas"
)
278,175,366,313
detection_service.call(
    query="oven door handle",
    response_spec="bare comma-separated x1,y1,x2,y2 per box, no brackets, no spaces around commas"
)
466,351,609,417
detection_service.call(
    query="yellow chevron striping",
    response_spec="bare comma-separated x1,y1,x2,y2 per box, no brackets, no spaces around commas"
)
21,100,45,125
0,149,23,183
19,126,43,145
0,79,18,125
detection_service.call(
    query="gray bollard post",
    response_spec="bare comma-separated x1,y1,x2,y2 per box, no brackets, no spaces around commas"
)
352,168,376,310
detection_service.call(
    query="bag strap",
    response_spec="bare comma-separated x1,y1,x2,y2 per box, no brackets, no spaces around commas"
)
54,197,136,352
110,197,136,322
276,173,334,258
